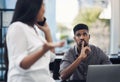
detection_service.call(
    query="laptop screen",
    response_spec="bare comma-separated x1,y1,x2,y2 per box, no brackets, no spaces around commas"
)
86,64,120,82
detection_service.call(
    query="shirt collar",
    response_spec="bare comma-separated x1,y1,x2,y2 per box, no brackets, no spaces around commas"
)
74,45,79,57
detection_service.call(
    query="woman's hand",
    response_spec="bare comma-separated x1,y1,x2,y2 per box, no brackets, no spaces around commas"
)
43,41,65,51
36,22,52,45
36,22,50,33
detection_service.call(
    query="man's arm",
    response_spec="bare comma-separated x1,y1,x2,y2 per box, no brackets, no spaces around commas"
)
60,56,83,80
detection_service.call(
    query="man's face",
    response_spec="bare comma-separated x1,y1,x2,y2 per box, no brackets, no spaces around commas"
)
74,29,90,48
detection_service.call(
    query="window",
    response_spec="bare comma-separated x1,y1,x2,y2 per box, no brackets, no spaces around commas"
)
56,0,110,54
0,9,14,81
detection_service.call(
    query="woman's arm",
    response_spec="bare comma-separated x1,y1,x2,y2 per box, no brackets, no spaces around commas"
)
20,42,65,69
36,23,55,52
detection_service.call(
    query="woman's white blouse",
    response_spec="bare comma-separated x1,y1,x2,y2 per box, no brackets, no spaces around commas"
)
6,21,55,82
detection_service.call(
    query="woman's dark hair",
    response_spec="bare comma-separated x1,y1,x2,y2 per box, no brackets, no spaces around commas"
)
11,0,43,26
4,0,43,81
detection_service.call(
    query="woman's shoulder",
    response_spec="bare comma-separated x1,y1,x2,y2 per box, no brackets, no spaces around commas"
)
7,21,29,35
9,21,27,28
8,21,30,31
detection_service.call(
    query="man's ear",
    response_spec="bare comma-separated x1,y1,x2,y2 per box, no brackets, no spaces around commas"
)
73,36,76,41
89,34,90,39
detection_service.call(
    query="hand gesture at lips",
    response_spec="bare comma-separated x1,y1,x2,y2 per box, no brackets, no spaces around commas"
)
78,41,91,60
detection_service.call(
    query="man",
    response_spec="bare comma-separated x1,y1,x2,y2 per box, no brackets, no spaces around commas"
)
59,23,111,82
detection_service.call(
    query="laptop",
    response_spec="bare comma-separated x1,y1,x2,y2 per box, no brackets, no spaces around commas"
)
86,64,120,82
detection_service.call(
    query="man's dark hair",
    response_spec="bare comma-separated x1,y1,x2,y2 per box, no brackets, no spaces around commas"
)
73,23,89,34
11,0,43,26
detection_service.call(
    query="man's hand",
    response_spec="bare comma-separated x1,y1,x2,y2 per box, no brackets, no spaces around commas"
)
78,41,91,60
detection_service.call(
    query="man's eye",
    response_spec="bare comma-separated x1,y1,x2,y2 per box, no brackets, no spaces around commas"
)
83,33,87,36
76,34,81,36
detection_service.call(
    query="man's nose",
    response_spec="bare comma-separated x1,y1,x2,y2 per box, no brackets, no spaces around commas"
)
80,35,84,39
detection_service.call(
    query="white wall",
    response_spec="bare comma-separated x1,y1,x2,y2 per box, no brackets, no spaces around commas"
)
45,0,57,42
110,0,120,54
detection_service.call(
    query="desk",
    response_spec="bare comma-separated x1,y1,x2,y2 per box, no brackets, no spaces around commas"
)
56,80,86,82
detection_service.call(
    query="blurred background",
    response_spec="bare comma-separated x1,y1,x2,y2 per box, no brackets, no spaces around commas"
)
0,0,120,81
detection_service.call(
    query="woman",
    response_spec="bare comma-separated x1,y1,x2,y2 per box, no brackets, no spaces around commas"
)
6,0,64,82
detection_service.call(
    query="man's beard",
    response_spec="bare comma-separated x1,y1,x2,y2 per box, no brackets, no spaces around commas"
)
78,40,88,47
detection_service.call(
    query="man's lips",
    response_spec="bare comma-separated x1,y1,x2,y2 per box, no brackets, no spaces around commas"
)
78,40,88,47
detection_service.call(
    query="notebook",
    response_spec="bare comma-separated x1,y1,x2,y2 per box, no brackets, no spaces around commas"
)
86,64,120,82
